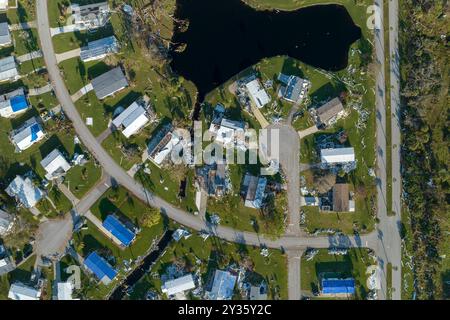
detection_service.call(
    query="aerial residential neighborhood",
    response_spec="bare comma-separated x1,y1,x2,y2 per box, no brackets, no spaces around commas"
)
0,0,447,310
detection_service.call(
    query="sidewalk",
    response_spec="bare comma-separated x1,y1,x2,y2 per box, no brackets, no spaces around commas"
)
9,21,36,31
28,83,53,96
55,48,81,63
71,83,93,102
16,50,43,63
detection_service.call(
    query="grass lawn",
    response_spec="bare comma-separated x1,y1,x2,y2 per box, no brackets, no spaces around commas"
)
64,158,102,199
52,25,115,54
71,187,166,299
128,230,288,300
301,248,375,299
58,57,111,95
207,164,286,237
302,204,374,234
6,0,36,25
73,91,111,137
136,161,197,214
28,91,59,112
11,29,40,56
101,121,157,171
36,184,73,218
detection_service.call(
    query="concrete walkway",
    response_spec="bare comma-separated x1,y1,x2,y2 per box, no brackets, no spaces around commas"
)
250,103,269,128
55,48,81,63
50,24,87,37
298,125,319,139
57,182,80,205
9,21,36,31
96,126,115,144
71,83,93,102
16,50,43,63
28,83,53,96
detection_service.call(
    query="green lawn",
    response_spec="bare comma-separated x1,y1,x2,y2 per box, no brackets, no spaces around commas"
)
6,0,36,25
35,185,73,218
129,230,288,300
63,159,102,199
302,204,375,235
136,161,197,214
207,164,286,237
11,29,40,56
52,26,115,54
101,122,155,171
301,248,375,299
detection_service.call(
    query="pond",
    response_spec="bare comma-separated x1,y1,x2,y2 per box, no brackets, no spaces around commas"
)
170,0,361,102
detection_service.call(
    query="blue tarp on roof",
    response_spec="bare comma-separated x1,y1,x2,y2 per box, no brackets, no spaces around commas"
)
102,215,135,246
277,73,290,85
10,95,28,112
321,278,355,294
84,252,117,282
30,123,41,142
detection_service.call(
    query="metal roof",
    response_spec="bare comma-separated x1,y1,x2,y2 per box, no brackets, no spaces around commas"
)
80,36,119,61
112,101,149,138
320,147,355,164
40,149,71,178
91,67,128,100
0,56,17,81
84,252,117,284
317,98,344,124
8,282,41,300
102,215,135,247
245,79,270,108
161,274,196,296
0,22,11,46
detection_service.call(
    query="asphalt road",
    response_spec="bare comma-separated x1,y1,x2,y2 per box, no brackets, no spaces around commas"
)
266,124,302,235
372,0,402,300
388,0,402,300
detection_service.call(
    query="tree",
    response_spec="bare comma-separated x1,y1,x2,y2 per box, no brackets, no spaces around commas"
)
139,207,161,228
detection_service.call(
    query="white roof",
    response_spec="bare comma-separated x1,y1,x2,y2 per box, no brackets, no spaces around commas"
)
161,274,196,296
0,0,7,11
151,132,180,165
0,56,18,81
320,147,355,164
5,176,44,208
57,282,76,300
11,117,45,151
210,118,245,146
8,283,41,300
112,102,149,138
40,149,71,179
245,79,270,108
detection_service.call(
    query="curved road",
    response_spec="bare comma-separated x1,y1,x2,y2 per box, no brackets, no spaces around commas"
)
36,0,377,251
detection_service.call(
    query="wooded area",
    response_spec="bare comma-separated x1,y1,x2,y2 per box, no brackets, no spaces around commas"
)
400,0,449,299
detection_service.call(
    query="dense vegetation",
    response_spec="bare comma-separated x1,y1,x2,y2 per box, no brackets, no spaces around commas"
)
400,0,449,299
